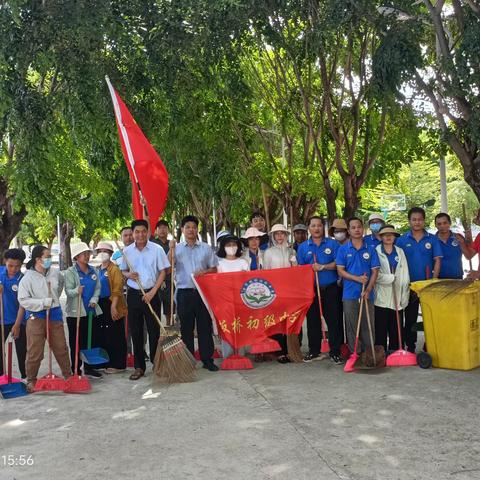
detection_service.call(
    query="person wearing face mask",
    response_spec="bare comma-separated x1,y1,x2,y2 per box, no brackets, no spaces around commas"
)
64,242,103,378
329,219,349,245
364,213,385,249
18,245,71,393
95,242,128,373
241,228,265,270
1,248,27,379
216,236,248,358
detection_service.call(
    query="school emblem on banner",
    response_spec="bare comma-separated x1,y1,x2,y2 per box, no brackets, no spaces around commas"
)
240,278,276,309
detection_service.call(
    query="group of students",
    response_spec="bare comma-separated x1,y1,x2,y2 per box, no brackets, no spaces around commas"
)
1,207,479,392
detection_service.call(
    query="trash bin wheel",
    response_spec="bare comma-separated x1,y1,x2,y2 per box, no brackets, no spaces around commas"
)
417,352,432,369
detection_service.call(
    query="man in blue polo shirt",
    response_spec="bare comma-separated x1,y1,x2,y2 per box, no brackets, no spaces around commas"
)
396,207,442,352
435,212,469,279
297,216,343,364
336,217,380,354
0,248,27,379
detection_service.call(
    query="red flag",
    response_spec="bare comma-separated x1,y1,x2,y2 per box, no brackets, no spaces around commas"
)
106,76,168,225
194,266,314,348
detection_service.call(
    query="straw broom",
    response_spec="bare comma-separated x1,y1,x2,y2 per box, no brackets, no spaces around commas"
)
116,242,196,384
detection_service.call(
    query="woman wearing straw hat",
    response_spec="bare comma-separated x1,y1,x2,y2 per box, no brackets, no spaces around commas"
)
374,225,410,352
17,245,71,393
329,219,349,245
64,242,103,378
241,227,265,270
95,241,128,373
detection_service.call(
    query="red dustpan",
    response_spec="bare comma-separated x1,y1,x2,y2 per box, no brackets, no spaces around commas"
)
64,295,91,393
344,287,365,373
0,291,21,385
221,353,253,370
314,255,330,353
249,337,281,354
34,298,66,392
386,272,417,367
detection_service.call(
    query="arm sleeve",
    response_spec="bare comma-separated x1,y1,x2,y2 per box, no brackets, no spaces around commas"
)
110,266,124,298
335,247,346,267
207,247,219,268
157,248,170,271
432,236,443,258
296,245,306,265
64,269,80,298
90,275,101,304
17,278,46,312
56,271,65,298
370,248,381,269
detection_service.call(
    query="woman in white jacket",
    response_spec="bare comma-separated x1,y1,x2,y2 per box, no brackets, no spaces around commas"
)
18,245,71,392
374,226,410,352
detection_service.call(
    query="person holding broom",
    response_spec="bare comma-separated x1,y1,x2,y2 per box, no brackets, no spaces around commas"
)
297,216,343,364
336,217,380,355
17,245,71,393
122,219,170,380
64,242,103,379
171,215,219,372
1,248,27,379
95,241,128,373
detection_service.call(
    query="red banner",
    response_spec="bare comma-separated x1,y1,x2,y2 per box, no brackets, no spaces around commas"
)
194,266,314,348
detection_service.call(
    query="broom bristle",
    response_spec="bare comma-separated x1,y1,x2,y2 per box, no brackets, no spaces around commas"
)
286,334,303,363
152,335,197,385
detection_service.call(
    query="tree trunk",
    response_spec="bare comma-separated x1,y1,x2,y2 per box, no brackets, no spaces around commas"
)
342,175,361,220
59,221,73,270
0,178,27,258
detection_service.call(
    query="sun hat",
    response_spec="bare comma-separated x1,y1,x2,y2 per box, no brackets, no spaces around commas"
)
368,213,384,223
292,224,308,232
95,241,114,252
378,225,400,237
242,227,265,239
216,230,231,242
71,242,92,260
328,219,348,237
269,224,290,235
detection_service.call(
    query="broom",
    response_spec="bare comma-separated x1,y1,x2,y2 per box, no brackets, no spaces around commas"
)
64,294,91,393
34,283,67,392
117,243,196,384
313,254,330,354
362,298,386,369
0,287,21,385
344,282,365,373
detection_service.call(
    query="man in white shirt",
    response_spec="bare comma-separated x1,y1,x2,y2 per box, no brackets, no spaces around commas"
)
121,219,170,380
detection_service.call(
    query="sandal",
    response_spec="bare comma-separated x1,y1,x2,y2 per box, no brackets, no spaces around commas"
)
277,355,291,364
129,368,144,381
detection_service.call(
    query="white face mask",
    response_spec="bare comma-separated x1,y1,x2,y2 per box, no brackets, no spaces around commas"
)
334,232,346,241
98,252,111,263
225,246,238,257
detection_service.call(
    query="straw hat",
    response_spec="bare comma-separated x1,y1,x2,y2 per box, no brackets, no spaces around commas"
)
292,224,308,232
368,213,384,223
378,225,400,237
71,242,92,260
95,241,114,252
328,218,348,237
242,227,265,239
269,224,290,235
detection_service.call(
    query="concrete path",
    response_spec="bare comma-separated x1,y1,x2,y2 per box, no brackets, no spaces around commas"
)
1,354,479,480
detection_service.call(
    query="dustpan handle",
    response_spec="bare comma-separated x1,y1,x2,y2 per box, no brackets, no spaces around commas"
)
87,311,93,350
0,287,6,375
7,334,12,383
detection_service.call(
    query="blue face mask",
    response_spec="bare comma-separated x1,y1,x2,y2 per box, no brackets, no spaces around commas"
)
370,223,383,233
42,258,52,269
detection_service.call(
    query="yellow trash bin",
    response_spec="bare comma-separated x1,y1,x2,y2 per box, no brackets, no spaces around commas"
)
411,280,480,371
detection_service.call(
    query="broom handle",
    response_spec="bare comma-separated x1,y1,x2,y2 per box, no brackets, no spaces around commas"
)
169,246,175,327
116,242,166,335
46,282,52,376
0,286,6,375
313,254,327,340
353,285,365,354
462,204,474,271
7,335,12,383
87,311,93,350
391,266,403,347
75,293,81,375
364,297,376,364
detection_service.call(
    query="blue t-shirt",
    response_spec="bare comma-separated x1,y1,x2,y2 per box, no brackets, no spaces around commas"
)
364,234,382,250
297,237,339,287
248,250,259,271
437,232,463,279
0,266,25,325
98,266,111,299
396,231,443,282
336,240,380,300
27,306,63,322
76,264,98,314
381,245,399,273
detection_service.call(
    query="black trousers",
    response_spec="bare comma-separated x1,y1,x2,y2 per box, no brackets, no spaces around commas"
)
306,283,342,356
127,289,161,372
176,289,213,363
98,297,127,369
158,280,173,318
66,314,102,374
0,324,27,378
404,290,419,352
374,306,402,352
